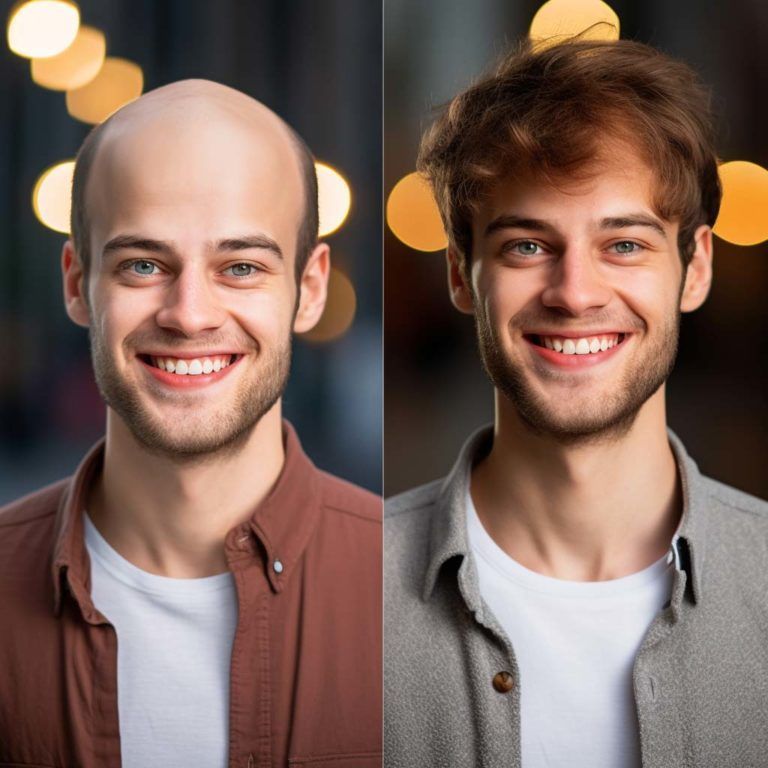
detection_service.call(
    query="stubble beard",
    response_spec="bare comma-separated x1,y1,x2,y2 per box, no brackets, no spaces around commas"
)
474,304,681,447
89,328,291,466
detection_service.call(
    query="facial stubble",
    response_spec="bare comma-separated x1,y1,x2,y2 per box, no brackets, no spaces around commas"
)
89,326,291,466
473,297,682,447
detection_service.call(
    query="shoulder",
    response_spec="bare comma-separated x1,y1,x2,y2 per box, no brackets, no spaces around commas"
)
0,477,68,532
701,475,768,520
697,474,768,541
384,478,444,580
315,469,381,525
0,477,69,577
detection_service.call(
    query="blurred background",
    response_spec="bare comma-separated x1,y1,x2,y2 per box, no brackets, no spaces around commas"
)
0,0,382,502
385,0,768,497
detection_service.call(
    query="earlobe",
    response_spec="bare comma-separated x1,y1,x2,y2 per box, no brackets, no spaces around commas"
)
447,247,474,315
293,242,331,333
61,240,91,328
680,225,714,313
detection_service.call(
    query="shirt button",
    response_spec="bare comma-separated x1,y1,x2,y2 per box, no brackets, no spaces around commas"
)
492,671,514,693
273,559,284,574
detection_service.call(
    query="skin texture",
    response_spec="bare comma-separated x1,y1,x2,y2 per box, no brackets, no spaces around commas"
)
448,148,713,581
62,80,329,577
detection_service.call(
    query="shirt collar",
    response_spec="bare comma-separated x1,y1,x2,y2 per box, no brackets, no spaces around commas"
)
52,420,321,617
422,425,705,610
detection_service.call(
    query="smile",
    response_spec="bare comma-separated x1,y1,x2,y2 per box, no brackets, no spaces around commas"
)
137,353,244,388
524,333,630,367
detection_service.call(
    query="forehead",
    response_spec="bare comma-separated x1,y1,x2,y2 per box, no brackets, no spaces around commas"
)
476,149,662,228
86,101,305,251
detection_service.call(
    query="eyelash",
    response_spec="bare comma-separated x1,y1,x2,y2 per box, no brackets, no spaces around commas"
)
119,260,262,278
502,240,645,257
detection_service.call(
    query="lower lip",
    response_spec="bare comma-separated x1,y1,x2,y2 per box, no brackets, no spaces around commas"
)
138,356,243,388
525,336,629,368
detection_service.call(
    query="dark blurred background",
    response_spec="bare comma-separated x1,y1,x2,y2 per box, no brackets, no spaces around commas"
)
0,0,382,502
385,0,768,497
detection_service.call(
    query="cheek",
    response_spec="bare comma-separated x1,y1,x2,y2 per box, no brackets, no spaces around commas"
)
227,290,295,341
611,269,681,322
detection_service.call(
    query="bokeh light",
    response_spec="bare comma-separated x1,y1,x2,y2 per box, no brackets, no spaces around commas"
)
66,57,143,124
32,160,74,233
7,0,80,58
31,24,105,90
714,161,768,246
529,0,619,49
386,172,447,252
301,267,357,343
316,162,351,237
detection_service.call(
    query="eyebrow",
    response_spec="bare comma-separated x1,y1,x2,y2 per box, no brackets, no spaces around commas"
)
484,212,667,239
102,233,284,260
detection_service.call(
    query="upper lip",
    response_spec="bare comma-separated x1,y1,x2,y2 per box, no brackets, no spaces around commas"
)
524,331,631,338
138,351,244,358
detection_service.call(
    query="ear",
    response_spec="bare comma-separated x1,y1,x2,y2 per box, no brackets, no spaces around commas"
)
62,240,90,328
293,242,331,333
680,225,713,313
447,246,474,314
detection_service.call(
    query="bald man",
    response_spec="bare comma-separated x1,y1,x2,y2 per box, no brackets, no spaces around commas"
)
0,81,381,768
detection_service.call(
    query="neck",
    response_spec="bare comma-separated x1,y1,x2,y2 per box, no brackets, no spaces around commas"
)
471,387,680,581
87,404,286,578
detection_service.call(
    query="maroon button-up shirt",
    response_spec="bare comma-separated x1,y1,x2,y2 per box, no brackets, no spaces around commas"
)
0,422,381,767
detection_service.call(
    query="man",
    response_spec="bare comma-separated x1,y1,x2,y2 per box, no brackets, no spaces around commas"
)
385,38,768,768
0,80,381,768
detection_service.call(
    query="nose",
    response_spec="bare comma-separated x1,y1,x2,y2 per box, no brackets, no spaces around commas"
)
154,267,227,336
540,247,612,316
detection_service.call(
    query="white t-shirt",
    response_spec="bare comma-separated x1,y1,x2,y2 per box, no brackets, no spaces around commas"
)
466,495,674,768
84,513,238,768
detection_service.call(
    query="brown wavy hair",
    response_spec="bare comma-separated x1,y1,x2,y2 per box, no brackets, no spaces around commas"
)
418,38,722,273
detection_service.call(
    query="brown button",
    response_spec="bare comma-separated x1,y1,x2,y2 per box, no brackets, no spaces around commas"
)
492,671,514,693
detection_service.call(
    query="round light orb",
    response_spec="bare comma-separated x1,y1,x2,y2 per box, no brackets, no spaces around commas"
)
530,0,619,50
301,267,357,343
31,25,105,90
7,0,80,58
713,161,768,246
66,57,143,124
386,172,447,252
316,162,351,237
33,160,75,234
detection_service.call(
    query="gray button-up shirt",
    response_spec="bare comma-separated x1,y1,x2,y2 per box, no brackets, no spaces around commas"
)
384,426,768,767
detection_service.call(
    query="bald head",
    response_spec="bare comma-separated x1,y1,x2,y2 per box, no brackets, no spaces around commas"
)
70,79,318,283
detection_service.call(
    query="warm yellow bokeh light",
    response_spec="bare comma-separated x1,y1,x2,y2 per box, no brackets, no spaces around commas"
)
529,0,619,49
713,161,768,246
32,160,74,234
31,25,105,90
316,162,351,237
301,267,357,343
66,57,143,124
386,172,447,252
7,0,79,58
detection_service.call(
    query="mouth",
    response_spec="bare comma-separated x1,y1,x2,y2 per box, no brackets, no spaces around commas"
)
137,353,242,375
136,353,244,388
523,332,631,367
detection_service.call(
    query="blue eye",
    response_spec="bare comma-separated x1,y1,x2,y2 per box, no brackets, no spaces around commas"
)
612,241,640,254
130,260,158,275
224,263,259,277
506,241,543,257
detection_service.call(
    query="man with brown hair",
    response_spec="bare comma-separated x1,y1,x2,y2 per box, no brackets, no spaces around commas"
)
385,39,768,767
0,80,381,768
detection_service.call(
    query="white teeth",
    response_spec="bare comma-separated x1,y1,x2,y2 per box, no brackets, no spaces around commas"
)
148,354,233,374
537,334,622,356
575,339,591,355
